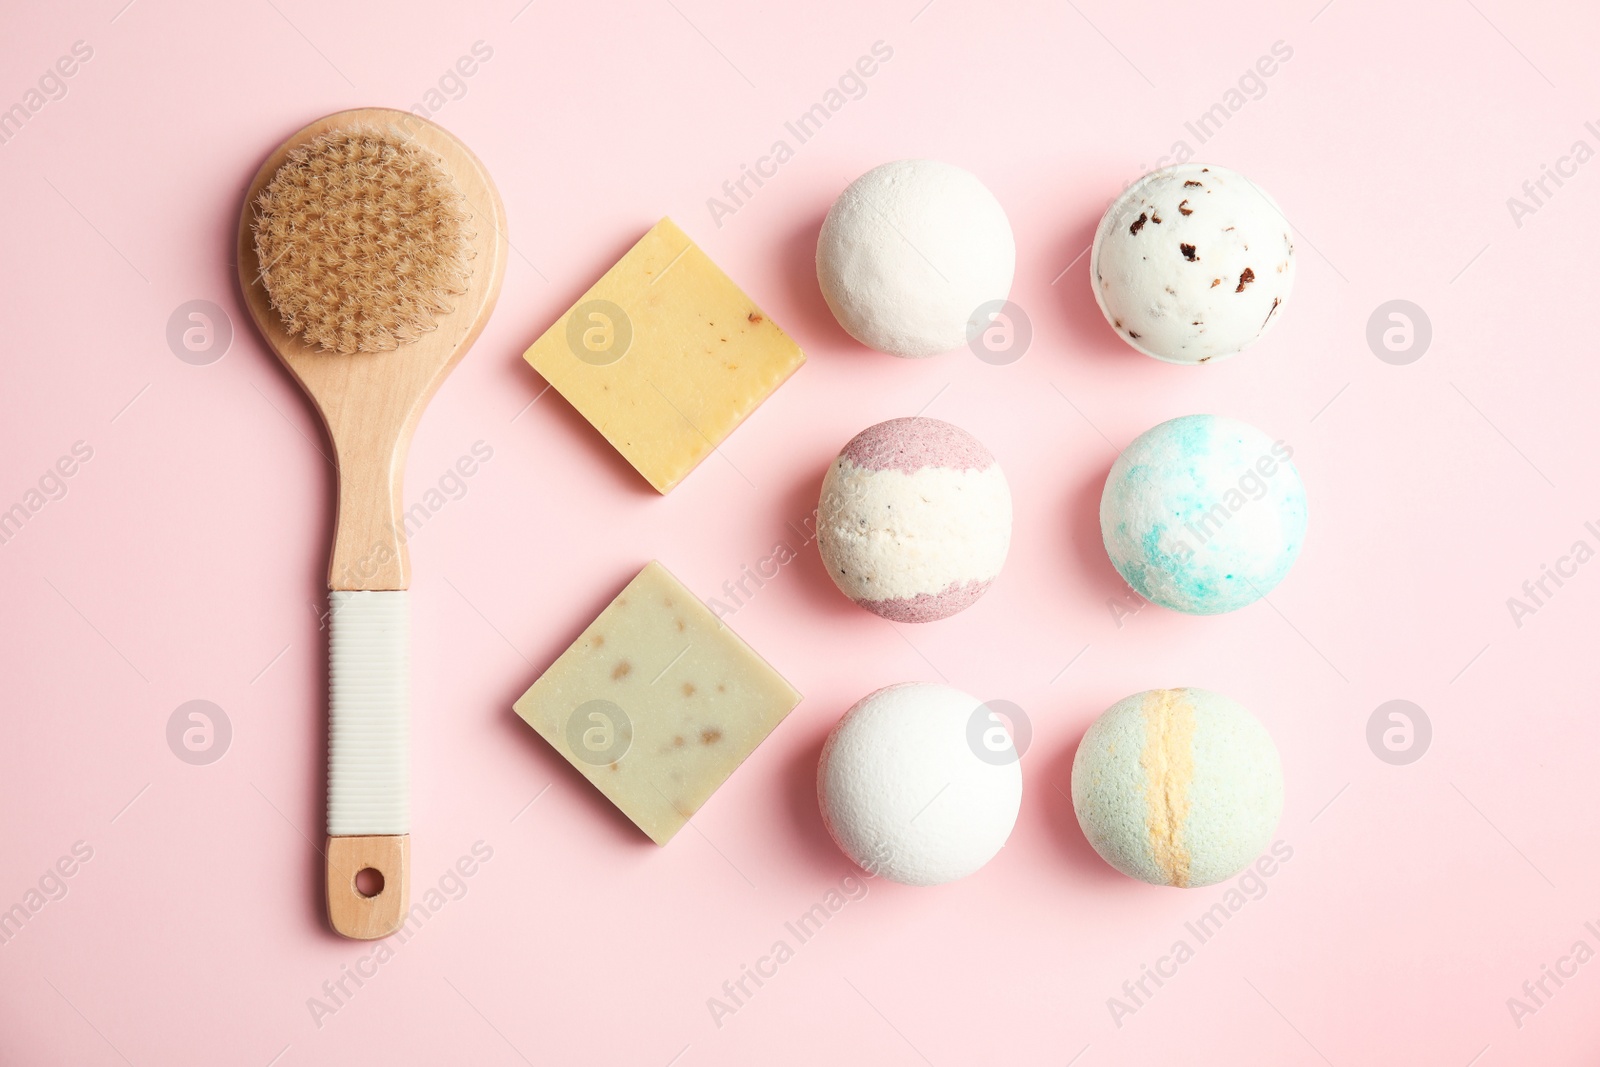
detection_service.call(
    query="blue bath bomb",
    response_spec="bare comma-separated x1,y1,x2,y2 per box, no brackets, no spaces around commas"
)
1100,413,1306,614
1072,687,1283,887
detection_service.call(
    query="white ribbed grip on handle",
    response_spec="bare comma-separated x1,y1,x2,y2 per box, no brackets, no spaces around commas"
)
327,590,409,836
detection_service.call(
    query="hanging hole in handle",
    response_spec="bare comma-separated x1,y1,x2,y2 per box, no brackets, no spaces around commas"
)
354,867,385,898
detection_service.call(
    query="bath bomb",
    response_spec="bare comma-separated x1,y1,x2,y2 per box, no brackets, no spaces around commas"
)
1091,163,1295,364
1101,414,1306,615
817,417,1011,622
817,160,1015,358
819,682,1023,886
1072,688,1283,888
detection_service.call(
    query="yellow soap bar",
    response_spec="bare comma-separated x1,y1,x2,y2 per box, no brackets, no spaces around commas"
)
523,218,805,493
513,561,802,845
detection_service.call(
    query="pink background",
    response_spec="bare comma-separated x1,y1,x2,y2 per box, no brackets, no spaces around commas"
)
3,0,1598,1062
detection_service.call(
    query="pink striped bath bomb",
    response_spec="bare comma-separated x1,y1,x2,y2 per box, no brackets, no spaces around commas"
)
817,417,1011,622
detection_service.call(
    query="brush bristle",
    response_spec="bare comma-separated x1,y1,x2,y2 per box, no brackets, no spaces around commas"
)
253,125,473,354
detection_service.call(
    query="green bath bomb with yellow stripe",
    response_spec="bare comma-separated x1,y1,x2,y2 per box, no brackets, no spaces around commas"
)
1071,688,1283,888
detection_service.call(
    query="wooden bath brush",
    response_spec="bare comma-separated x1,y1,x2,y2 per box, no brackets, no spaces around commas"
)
237,108,506,939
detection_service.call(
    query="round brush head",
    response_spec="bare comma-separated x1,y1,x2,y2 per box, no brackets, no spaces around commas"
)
253,125,473,354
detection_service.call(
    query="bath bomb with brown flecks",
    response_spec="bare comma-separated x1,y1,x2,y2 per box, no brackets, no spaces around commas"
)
1091,163,1295,364
1071,687,1283,888
817,417,1011,622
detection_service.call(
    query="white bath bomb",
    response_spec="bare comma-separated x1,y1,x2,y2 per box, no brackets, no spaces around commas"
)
819,682,1023,886
1072,688,1283,888
1091,163,1295,364
817,160,1015,358
817,417,1011,622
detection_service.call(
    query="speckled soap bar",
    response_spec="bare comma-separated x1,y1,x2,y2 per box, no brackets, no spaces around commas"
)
513,561,802,845
522,217,805,494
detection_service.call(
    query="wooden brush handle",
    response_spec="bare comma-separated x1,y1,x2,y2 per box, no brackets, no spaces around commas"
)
329,437,408,591
326,835,410,940
314,359,425,593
